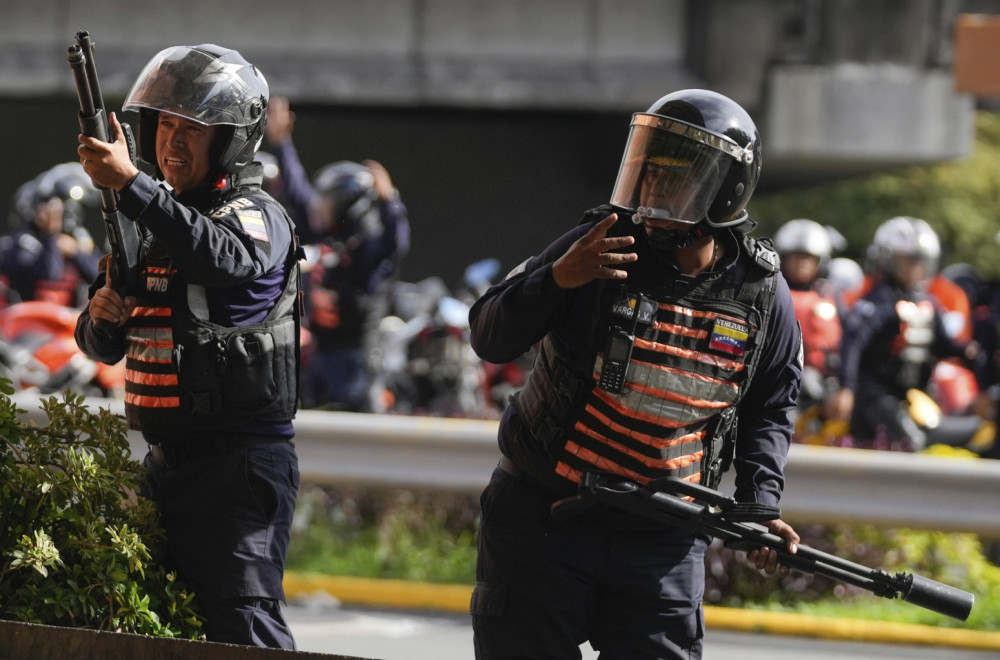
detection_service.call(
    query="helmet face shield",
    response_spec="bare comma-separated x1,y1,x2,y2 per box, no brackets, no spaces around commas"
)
610,114,745,225
124,46,267,127
124,44,269,174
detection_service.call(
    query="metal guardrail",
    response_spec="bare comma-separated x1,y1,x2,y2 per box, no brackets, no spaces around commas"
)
11,393,1000,536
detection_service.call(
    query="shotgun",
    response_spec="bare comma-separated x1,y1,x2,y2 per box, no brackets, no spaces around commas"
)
552,470,975,621
66,30,142,310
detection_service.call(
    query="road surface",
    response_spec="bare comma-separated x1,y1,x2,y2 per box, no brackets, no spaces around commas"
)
284,601,1000,660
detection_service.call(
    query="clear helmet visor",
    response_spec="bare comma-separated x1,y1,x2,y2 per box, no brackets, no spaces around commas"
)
610,114,744,225
123,45,267,127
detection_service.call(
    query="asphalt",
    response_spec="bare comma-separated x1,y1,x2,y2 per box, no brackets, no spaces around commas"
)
282,572,1000,653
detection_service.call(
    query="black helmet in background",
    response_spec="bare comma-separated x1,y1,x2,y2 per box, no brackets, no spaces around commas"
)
123,44,269,176
311,161,380,234
7,162,99,232
610,89,761,230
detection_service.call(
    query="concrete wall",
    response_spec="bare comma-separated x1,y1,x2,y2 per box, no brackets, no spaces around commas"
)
2,0,984,178
0,0,994,282
0,0,691,110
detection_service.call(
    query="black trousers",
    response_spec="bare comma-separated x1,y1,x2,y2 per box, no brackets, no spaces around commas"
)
471,466,708,660
144,438,300,648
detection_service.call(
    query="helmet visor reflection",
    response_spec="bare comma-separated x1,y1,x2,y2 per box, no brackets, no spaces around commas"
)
123,46,266,127
610,114,740,225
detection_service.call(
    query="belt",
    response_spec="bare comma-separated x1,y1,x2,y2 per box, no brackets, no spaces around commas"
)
497,454,683,532
498,453,521,476
149,434,289,468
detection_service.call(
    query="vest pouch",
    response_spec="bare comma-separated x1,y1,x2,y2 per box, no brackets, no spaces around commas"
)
221,326,278,411
702,406,737,488
221,316,298,417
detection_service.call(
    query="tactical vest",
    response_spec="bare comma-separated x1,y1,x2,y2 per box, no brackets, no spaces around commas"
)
886,296,937,392
513,233,779,493
122,189,301,433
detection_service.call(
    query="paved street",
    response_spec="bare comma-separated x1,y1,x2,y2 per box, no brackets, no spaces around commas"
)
285,602,1000,660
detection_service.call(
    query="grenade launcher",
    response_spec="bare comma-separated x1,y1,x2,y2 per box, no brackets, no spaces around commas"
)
552,471,975,621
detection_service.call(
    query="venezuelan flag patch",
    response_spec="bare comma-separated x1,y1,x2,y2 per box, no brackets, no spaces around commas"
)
237,209,269,242
709,318,749,356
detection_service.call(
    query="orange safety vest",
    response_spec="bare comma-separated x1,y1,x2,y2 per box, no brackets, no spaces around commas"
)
789,287,841,373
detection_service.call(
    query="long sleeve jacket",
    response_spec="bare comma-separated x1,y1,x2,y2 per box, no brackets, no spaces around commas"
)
470,214,802,507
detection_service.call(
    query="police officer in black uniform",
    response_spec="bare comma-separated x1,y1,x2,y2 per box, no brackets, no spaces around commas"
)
829,216,972,452
0,162,101,307
74,44,301,649
468,89,803,660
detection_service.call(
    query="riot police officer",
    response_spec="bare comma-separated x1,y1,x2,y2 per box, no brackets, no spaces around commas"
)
263,95,410,410
301,160,410,410
829,216,969,451
0,162,101,307
468,89,802,660
74,44,301,648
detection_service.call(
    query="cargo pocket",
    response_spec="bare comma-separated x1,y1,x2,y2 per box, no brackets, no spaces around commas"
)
670,607,705,652
469,582,507,617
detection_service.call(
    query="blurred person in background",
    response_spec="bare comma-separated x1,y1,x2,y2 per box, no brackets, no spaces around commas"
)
1,162,101,307
265,96,409,410
772,218,844,443
826,255,864,317
300,160,410,410
828,216,986,452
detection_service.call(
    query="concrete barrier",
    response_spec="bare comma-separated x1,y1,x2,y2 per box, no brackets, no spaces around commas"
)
0,619,365,660
12,393,1000,534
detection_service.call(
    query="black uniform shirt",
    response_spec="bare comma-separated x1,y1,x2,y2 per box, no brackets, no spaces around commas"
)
470,214,802,508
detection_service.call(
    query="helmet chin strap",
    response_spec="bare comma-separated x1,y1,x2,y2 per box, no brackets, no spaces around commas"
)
633,211,714,250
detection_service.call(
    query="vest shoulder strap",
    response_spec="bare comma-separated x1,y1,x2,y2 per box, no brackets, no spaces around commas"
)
703,233,782,486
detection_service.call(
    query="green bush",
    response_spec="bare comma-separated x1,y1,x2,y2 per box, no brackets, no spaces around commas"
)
0,381,203,638
288,484,478,584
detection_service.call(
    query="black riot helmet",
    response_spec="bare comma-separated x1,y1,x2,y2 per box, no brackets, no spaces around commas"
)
32,162,100,231
123,44,269,175
610,89,762,231
7,162,99,231
312,161,380,233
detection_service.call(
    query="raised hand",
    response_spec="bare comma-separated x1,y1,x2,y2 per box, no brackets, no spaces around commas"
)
552,213,637,289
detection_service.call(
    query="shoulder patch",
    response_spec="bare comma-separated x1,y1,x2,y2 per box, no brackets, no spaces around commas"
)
211,197,270,243
236,209,269,243
504,258,532,281
210,196,255,220
746,236,780,273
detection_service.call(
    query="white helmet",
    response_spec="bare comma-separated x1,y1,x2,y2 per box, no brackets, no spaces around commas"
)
869,216,940,282
827,257,864,295
773,218,833,262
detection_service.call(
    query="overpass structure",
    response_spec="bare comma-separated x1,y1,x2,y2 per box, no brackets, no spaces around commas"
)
3,0,992,183
2,0,998,281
